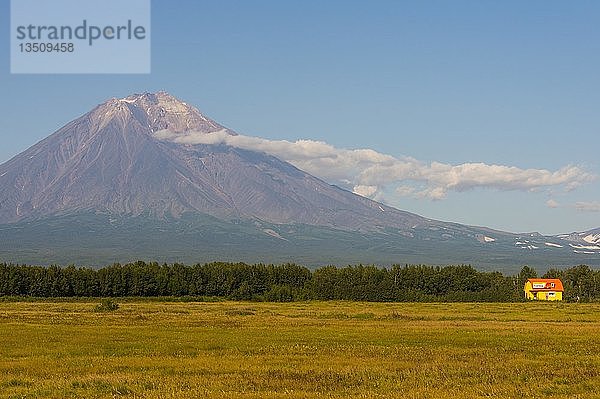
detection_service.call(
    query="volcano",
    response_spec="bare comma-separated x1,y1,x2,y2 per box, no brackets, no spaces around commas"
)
0,92,423,229
0,92,597,271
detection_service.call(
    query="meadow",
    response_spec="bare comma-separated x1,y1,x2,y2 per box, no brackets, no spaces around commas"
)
1,300,599,398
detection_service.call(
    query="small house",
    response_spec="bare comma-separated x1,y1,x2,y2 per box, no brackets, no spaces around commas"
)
524,278,563,301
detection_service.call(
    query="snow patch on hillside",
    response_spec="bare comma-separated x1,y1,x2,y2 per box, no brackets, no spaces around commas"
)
583,234,600,245
569,243,600,250
263,229,287,241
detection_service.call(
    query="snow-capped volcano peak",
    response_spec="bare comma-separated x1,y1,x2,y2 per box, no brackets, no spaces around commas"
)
119,91,190,115
96,91,235,135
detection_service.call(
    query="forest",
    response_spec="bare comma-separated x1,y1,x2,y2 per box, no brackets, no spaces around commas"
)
0,262,597,302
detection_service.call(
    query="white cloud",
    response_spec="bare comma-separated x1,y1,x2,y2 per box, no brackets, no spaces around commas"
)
353,185,378,197
546,199,560,209
575,201,600,212
153,129,596,201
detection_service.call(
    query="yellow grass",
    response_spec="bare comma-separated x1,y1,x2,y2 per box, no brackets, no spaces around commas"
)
1,301,599,398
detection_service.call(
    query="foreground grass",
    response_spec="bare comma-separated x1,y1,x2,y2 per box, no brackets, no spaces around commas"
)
0,301,599,398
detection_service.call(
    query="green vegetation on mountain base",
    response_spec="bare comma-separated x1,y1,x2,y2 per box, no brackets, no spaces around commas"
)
1,213,597,272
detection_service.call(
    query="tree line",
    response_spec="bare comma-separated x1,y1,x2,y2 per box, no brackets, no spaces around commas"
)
0,262,597,302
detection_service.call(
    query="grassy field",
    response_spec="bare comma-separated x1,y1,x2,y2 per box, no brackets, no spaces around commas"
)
1,300,599,398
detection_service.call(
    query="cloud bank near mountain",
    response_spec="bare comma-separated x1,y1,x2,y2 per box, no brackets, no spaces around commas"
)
154,129,596,200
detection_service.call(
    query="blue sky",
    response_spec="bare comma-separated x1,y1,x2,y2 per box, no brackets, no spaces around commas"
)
0,0,598,234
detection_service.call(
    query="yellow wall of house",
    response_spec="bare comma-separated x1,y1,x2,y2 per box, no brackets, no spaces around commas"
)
549,292,562,301
524,289,563,301
524,281,534,300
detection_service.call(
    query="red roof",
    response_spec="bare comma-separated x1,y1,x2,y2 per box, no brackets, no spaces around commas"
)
526,278,564,291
